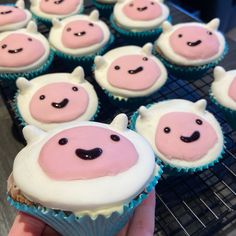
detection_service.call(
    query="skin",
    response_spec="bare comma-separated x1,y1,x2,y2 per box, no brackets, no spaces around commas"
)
9,190,155,236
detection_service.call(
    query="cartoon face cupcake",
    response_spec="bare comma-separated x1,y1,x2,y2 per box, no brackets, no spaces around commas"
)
133,99,224,172
16,67,98,131
0,21,50,73
94,43,167,100
0,0,32,32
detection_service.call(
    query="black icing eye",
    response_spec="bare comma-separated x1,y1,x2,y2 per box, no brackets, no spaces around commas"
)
14,6,18,8
66,27,72,32
143,57,148,61
89,23,94,27
110,134,120,142
58,138,68,145
114,65,120,70
129,3,134,6
39,95,45,100
196,119,203,125
151,1,155,5
1,44,7,49
28,38,33,42
164,127,171,133
207,31,213,35
72,86,78,91
178,34,183,38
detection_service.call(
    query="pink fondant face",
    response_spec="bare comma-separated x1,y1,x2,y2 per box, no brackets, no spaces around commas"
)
62,20,104,49
0,6,26,26
29,82,89,123
123,0,162,21
40,0,80,15
228,76,236,102
169,26,220,60
0,33,45,68
107,55,161,91
39,126,138,180
155,112,218,161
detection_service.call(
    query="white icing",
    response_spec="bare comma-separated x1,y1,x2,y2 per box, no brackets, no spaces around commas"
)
135,99,224,169
94,44,168,99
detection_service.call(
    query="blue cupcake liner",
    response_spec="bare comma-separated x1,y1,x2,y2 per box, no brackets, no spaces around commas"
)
8,164,163,236
92,0,114,16
129,103,226,174
0,50,54,82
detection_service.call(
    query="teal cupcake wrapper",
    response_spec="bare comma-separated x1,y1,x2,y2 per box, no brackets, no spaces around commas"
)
92,0,114,16
8,164,162,236
0,50,54,82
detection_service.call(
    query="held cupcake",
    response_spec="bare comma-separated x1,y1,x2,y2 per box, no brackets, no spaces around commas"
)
14,66,99,131
92,0,117,17
94,43,168,105
155,19,227,79
49,10,113,71
0,0,32,32
110,0,170,43
30,0,84,26
130,99,224,173
0,21,53,82
7,114,162,236
210,66,236,129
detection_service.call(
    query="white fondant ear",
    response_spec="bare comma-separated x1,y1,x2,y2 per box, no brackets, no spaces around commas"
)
142,43,153,56
110,114,128,131
95,56,107,70
71,66,85,83
213,66,226,82
207,18,220,31
162,21,172,33
89,10,99,21
16,0,25,9
52,18,62,28
138,106,150,119
194,99,207,113
16,77,32,94
157,0,164,2
117,0,125,3
30,0,37,7
26,21,38,34
23,125,46,145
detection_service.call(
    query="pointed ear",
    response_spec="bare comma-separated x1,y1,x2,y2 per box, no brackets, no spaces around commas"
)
23,125,46,145
162,21,172,33
142,43,153,56
95,56,107,70
30,0,37,7
207,18,220,31
16,0,25,9
89,10,99,21
52,18,62,28
110,114,128,131
26,21,38,34
213,66,226,82
117,0,125,3
71,66,85,83
138,106,150,119
16,77,32,94
194,99,207,113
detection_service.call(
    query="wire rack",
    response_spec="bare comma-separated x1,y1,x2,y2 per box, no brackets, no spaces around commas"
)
0,2,236,236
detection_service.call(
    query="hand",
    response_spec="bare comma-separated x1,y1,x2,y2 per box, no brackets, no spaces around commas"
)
9,190,156,236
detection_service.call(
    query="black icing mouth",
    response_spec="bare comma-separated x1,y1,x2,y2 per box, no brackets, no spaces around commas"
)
180,131,200,143
187,40,202,47
54,0,64,4
1,10,13,15
8,48,23,54
74,31,86,37
75,148,103,160
137,6,148,11
51,98,69,109
128,66,143,74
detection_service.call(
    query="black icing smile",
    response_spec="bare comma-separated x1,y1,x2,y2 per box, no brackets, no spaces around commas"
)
74,31,86,37
180,131,200,143
128,66,143,74
187,40,202,47
54,0,64,4
137,6,148,11
75,148,103,160
51,98,69,109
1,10,13,15
8,48,23,54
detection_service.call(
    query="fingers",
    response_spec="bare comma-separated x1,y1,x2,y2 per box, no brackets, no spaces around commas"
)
42,226,60,236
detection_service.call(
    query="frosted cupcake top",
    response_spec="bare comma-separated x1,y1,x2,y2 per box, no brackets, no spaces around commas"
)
113,0,169,31
156,19,226,66
0,0,32,32
94,43,167,99
12,114,159,215
0,21,50,73
49,10,111,56
211,66,236,111
134,99,224,169
16,67,98,131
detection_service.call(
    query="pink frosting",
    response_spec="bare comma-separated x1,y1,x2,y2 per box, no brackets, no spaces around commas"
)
0,33,45,68
39,0,80,15
29,82,89,123
39,126,138,180
228,76,236,102
155,112,218,161
62,20,104,49
123,0,162,21
0,6,26,26
169,26,220,60
107,55,161,91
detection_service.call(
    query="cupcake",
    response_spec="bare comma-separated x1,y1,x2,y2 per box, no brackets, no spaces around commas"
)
110,0,170,43
14,66,99,131
155,19,227,79
0,21,53,82
0,0,32,32
49,10,113,72
92,0,117,17
130,99,224,173
210,66,236,129
30,0,84,26
94,43,168,105
8,114,162,236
